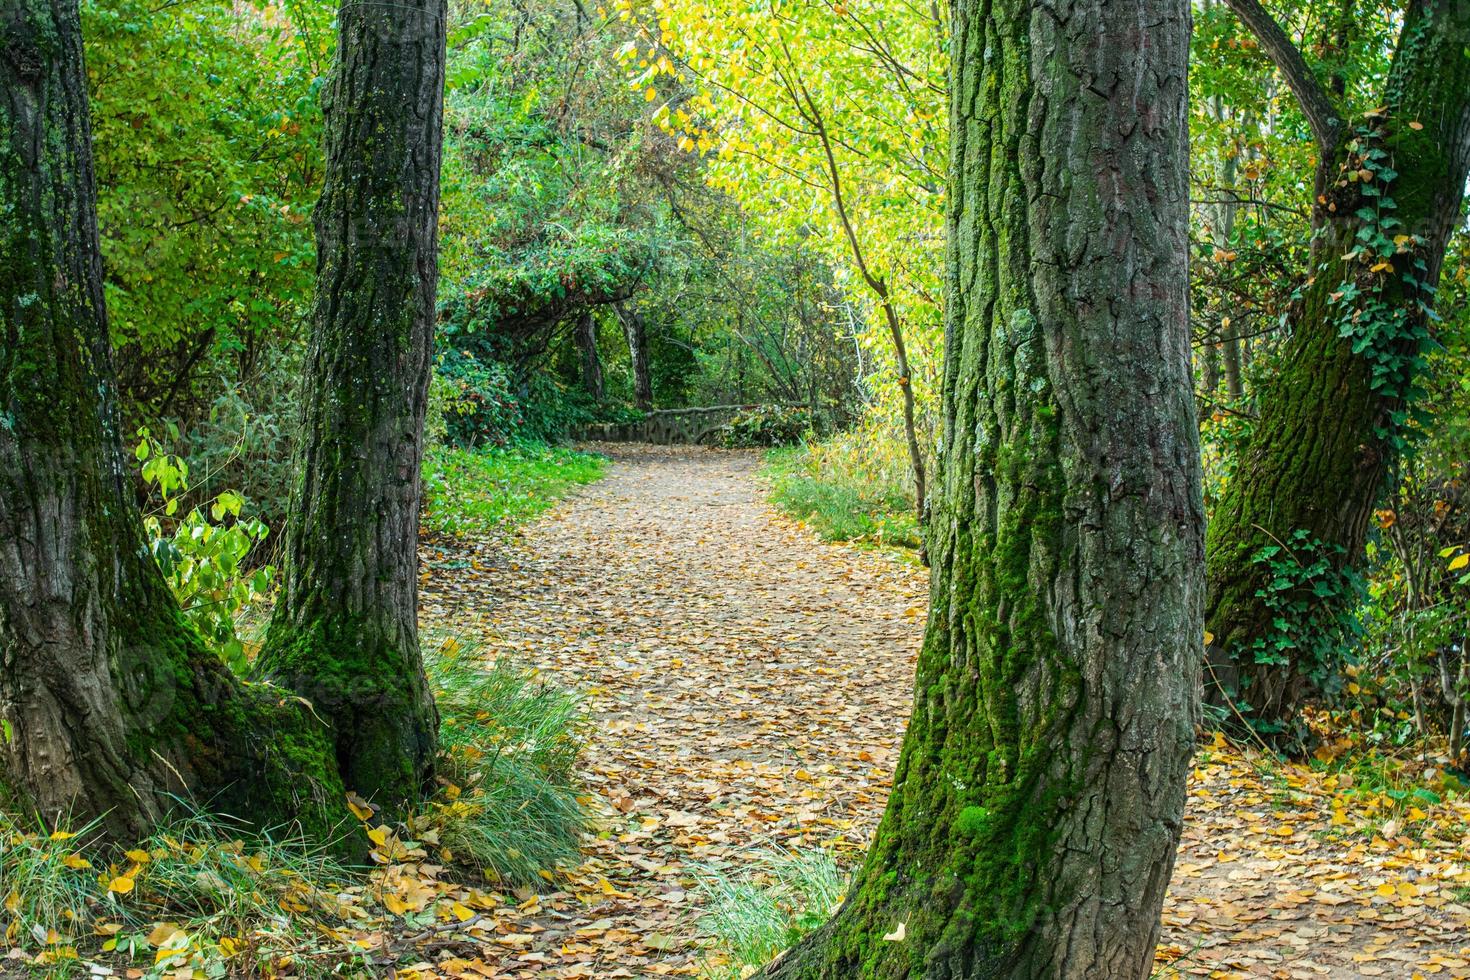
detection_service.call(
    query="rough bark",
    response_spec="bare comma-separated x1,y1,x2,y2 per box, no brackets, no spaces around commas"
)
574,310,605,401
760,0,1202,974
0,0,345,842
616,302,653,410
258,0,446,814
1205,0,1470,735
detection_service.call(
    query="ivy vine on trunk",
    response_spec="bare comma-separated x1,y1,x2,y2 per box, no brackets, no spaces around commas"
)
1205,0,1470,742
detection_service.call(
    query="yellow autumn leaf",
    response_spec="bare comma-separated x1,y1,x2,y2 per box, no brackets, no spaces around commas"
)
366,825,390,847
62,854,92,870
1375,882,1396,897
1449,552,1469,571
124,849,151,865
107,876,135,895
48,830,76,842
450,902,475,922
147,922,182,946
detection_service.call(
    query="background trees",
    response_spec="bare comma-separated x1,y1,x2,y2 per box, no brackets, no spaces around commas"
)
1201,0,1470,740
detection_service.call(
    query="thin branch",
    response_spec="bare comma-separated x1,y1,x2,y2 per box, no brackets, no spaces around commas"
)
1223,0,1343,154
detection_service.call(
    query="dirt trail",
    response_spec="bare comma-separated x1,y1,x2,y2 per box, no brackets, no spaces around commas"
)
421,445,1470,979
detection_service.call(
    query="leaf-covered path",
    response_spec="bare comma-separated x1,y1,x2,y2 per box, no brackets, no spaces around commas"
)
420,445,1470,979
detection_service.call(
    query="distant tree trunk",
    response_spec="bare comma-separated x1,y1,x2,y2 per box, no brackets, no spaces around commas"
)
617,302,653,409
574,310,605,401
761,0,1201,973
1206,0,1470,735
0,0,345,842
258,0,446,814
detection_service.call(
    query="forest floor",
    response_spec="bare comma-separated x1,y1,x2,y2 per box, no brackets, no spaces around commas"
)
419,444,1470,980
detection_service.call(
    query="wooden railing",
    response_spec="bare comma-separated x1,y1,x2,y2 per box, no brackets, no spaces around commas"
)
575,404,803,446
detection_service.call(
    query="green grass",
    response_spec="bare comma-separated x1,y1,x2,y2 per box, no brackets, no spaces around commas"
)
694,848,846,979
421,441,606,536
763,446,921,551
420,635,588,886
0,807,360,978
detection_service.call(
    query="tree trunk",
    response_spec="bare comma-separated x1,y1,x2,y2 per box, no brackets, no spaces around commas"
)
761,0,1201,974
617,302,653,410
258,0,446,815
1205,0,1470,736
0,0,346,843
574,310,605,401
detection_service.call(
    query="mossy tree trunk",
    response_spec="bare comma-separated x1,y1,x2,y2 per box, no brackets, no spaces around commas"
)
574,310,605,401
0,0,346,843
1205,0,1470,736
258,0,447,815
760,0,1202,975
616,302,653,410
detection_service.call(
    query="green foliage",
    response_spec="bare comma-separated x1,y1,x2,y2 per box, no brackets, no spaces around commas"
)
1320,123,1437,450
763,447,920,551
421,638,586,885
718,405,812,448
84,0,325,420
136,428,274,675
1248,530,1366,714
694,848,846,979
421,443,606,537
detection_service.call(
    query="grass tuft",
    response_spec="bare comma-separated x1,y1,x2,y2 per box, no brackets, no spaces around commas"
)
694,847,846,978
420,635,588,886
763,446,920,551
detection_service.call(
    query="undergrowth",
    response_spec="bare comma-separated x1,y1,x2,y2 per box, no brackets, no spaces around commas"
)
0,808,359,978
763,446,920,552
418,635,588,886
694,847,846,979
421,441,606,536
0,642,588,975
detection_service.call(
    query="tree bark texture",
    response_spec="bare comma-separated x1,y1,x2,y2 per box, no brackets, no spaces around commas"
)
760,0,1202,975
1205,1,1470,734
258,0,446,814
617,302,653,410
574,310,605,401
0,0,345,842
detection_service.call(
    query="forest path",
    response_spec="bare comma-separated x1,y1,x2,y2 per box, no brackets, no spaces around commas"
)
420,445,1470,980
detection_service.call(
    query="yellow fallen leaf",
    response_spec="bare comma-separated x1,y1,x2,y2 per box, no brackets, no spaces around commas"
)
1375,882,1396,898
62,854,92,870
107,876,135,895
124,849,151,865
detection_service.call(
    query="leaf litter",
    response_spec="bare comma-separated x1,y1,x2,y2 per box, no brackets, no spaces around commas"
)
365,445,1470,977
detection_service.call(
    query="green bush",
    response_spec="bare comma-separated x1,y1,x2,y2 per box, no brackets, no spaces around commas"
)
137,428,275,675
718,405,812,448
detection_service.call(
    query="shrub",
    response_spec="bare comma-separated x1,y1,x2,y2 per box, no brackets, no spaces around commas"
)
718,405,812,448
137,428,275,675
